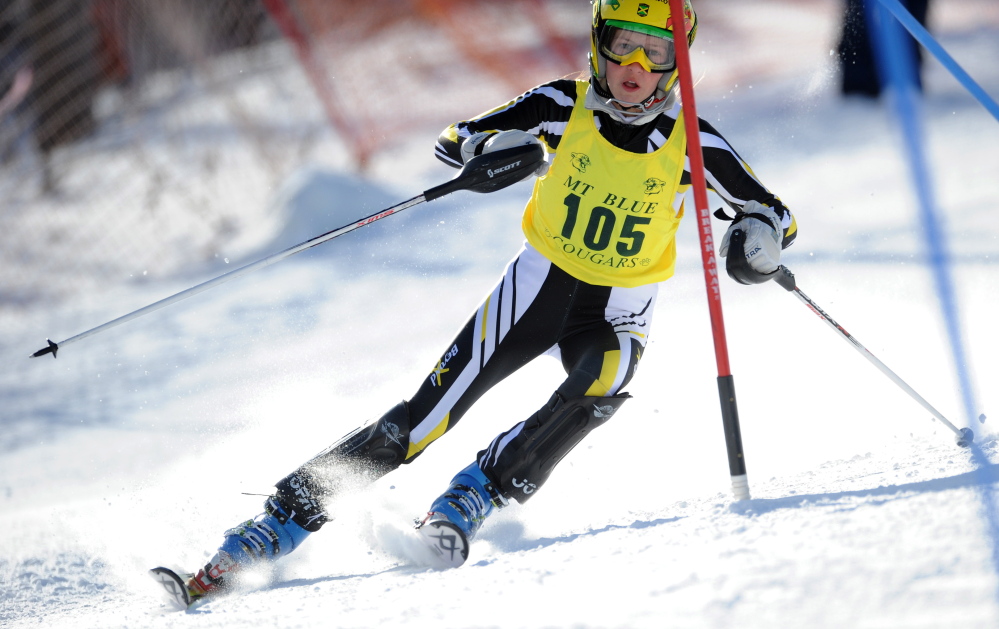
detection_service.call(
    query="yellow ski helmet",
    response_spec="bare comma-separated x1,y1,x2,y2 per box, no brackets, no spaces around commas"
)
589,0,698,106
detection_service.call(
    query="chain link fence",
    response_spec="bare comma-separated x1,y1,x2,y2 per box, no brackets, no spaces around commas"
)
0,0,586,310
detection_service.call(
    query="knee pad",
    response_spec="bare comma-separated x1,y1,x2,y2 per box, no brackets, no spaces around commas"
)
273,401,414,531
495,392,629,502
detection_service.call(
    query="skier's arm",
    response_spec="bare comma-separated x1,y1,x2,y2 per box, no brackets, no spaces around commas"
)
695,117,798,250
435,79,578,169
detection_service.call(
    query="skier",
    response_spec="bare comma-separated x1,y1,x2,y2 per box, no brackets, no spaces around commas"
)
169,0,797,602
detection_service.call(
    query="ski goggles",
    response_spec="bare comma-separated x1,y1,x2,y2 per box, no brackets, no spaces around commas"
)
598,21,676,73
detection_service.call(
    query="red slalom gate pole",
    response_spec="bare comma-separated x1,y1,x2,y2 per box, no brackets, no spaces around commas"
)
668,0,750,500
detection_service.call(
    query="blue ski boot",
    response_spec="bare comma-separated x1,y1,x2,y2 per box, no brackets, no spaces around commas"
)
189,497,311,599
416,461,507,568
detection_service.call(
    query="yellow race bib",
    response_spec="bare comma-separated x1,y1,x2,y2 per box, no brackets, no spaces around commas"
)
522,81,687,287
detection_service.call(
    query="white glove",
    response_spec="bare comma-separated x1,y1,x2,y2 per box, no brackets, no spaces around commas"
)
460,130,548,177
718,201,783,275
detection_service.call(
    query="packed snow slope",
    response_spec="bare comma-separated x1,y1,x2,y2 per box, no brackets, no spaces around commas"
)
2,3,999,628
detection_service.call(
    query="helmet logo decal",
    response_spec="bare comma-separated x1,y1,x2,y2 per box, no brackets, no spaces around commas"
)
570,153,591,173
608,0,621,10
636,3,650,18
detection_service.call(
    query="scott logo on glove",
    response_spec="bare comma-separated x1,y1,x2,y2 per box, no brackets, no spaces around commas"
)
487,160,521,178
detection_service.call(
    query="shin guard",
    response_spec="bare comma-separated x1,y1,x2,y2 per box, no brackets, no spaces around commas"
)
491,393,629,502
271,401,414,531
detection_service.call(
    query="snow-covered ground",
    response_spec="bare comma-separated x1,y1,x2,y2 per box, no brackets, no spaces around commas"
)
2,2,999,627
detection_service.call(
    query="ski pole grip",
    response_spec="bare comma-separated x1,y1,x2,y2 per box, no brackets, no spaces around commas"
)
423,143,544,202
774,265,797,292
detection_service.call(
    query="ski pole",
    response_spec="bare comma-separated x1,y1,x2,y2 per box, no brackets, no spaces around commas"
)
30,142,544,359
773,266,974,447
669,0,750,501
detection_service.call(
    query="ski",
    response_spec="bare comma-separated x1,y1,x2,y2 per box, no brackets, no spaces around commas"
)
149,566,198,609
415,518,470,569
150,517,471,608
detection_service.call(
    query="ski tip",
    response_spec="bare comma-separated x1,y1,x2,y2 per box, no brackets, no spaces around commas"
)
416,519,469,569
149,566,194,609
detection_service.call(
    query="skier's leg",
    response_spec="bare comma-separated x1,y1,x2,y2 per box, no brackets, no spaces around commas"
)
195,245,573,584
478,281,656,503
270,400,414,533
416,363,636,567
188,402,414,597
269,245,568,528
419,283,655,562
478,363,635,504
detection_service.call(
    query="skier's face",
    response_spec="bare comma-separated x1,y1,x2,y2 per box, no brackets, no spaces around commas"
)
604,58,659,107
